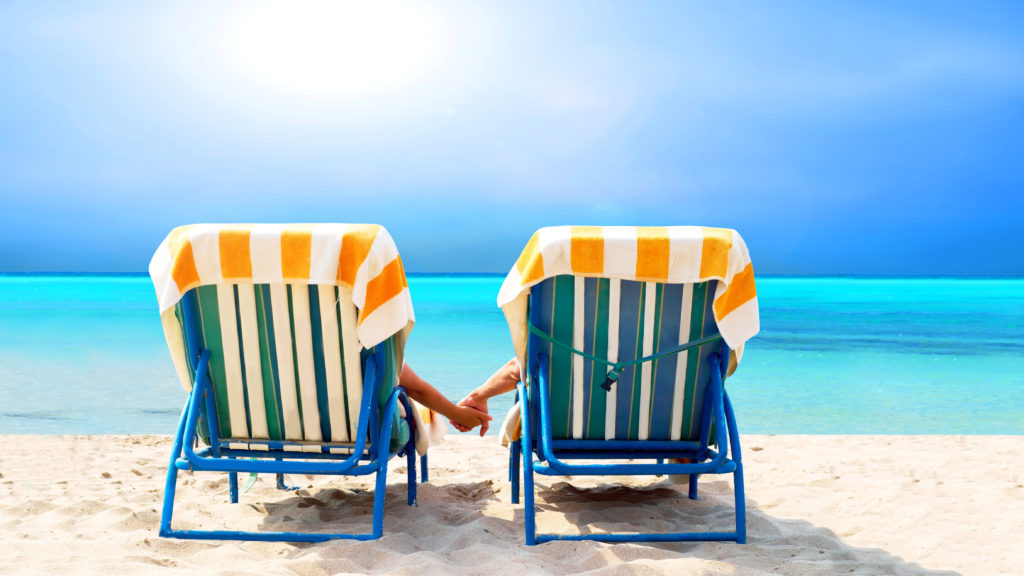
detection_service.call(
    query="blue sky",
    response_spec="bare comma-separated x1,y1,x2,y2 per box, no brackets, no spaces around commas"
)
1,1,1022,275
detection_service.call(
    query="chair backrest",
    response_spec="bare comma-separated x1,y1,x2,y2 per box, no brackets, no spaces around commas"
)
173,281,397,444
527,275,725,442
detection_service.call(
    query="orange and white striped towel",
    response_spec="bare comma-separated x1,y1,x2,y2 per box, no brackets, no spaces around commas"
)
150,223,414,385
497,225,759,367
150,223,414,351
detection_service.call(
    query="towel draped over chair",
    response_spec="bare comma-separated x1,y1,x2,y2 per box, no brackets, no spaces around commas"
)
151,223,415,392
498,226,759,368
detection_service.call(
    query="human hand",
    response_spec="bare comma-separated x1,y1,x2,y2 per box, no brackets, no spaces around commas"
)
448,403,492,434
453,393,490,436
449,359,519,436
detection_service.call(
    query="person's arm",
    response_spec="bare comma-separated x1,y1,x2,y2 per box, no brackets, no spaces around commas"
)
399,364,492,431
453,358,520,436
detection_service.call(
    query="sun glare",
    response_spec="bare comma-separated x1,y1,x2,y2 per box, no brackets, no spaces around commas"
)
227,1,442,97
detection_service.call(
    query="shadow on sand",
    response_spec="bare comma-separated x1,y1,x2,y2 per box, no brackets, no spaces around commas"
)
244,474,959,576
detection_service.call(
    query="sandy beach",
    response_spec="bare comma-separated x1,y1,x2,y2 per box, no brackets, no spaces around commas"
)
0,434,1021,575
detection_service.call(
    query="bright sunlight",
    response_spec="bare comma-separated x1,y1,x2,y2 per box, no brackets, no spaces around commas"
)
226,0,442,97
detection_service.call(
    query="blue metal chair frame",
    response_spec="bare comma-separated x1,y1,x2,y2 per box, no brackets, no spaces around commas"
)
509,346,746,545
159,293,424,542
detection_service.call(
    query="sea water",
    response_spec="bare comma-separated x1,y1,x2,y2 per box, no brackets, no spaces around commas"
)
0,274,1021,435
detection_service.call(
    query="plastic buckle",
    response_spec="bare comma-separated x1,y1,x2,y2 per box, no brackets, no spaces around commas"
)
600,368,621,392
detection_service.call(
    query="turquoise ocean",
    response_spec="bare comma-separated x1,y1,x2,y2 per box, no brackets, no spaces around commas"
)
1,274,1021,435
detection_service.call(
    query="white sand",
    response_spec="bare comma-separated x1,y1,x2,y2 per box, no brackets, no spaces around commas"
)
1,435,1021,575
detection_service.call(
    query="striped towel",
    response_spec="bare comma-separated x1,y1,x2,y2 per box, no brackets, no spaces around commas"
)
497,225,759,366
151,223,413,354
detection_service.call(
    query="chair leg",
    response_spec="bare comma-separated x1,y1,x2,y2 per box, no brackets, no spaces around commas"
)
510,440,521,504
522,443,537,546
229,471,239,503
159,402,189,537
734,462,747,544
371,464,388,539
406,446,418,507
420,454,428,484
276,474,299,491
688,473,699,500
160,463,180,537
274,458,299,490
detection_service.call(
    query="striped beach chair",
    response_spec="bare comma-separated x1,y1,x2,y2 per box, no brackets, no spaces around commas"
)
150,224,422,542
498,226,759,544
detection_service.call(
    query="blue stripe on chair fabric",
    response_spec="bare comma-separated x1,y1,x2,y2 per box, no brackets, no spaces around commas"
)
649,283,682,440
615,279,643,441
587,278,612,440
581,277,597,439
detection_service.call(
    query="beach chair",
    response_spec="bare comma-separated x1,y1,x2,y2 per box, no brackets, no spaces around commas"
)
150,224,425,542
498,226,759,544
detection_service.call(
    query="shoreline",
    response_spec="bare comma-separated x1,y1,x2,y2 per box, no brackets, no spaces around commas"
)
1,434,1020,575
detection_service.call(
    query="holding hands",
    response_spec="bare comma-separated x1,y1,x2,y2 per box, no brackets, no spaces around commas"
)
452,359,521,436
397,360,520,437
447,403,492,432
452,392,490,435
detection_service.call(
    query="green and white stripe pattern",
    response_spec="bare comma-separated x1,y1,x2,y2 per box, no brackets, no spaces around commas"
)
529,276,722,442
173,283,407,451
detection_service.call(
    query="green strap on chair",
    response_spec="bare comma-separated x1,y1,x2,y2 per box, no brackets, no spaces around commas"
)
527,321,723,392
